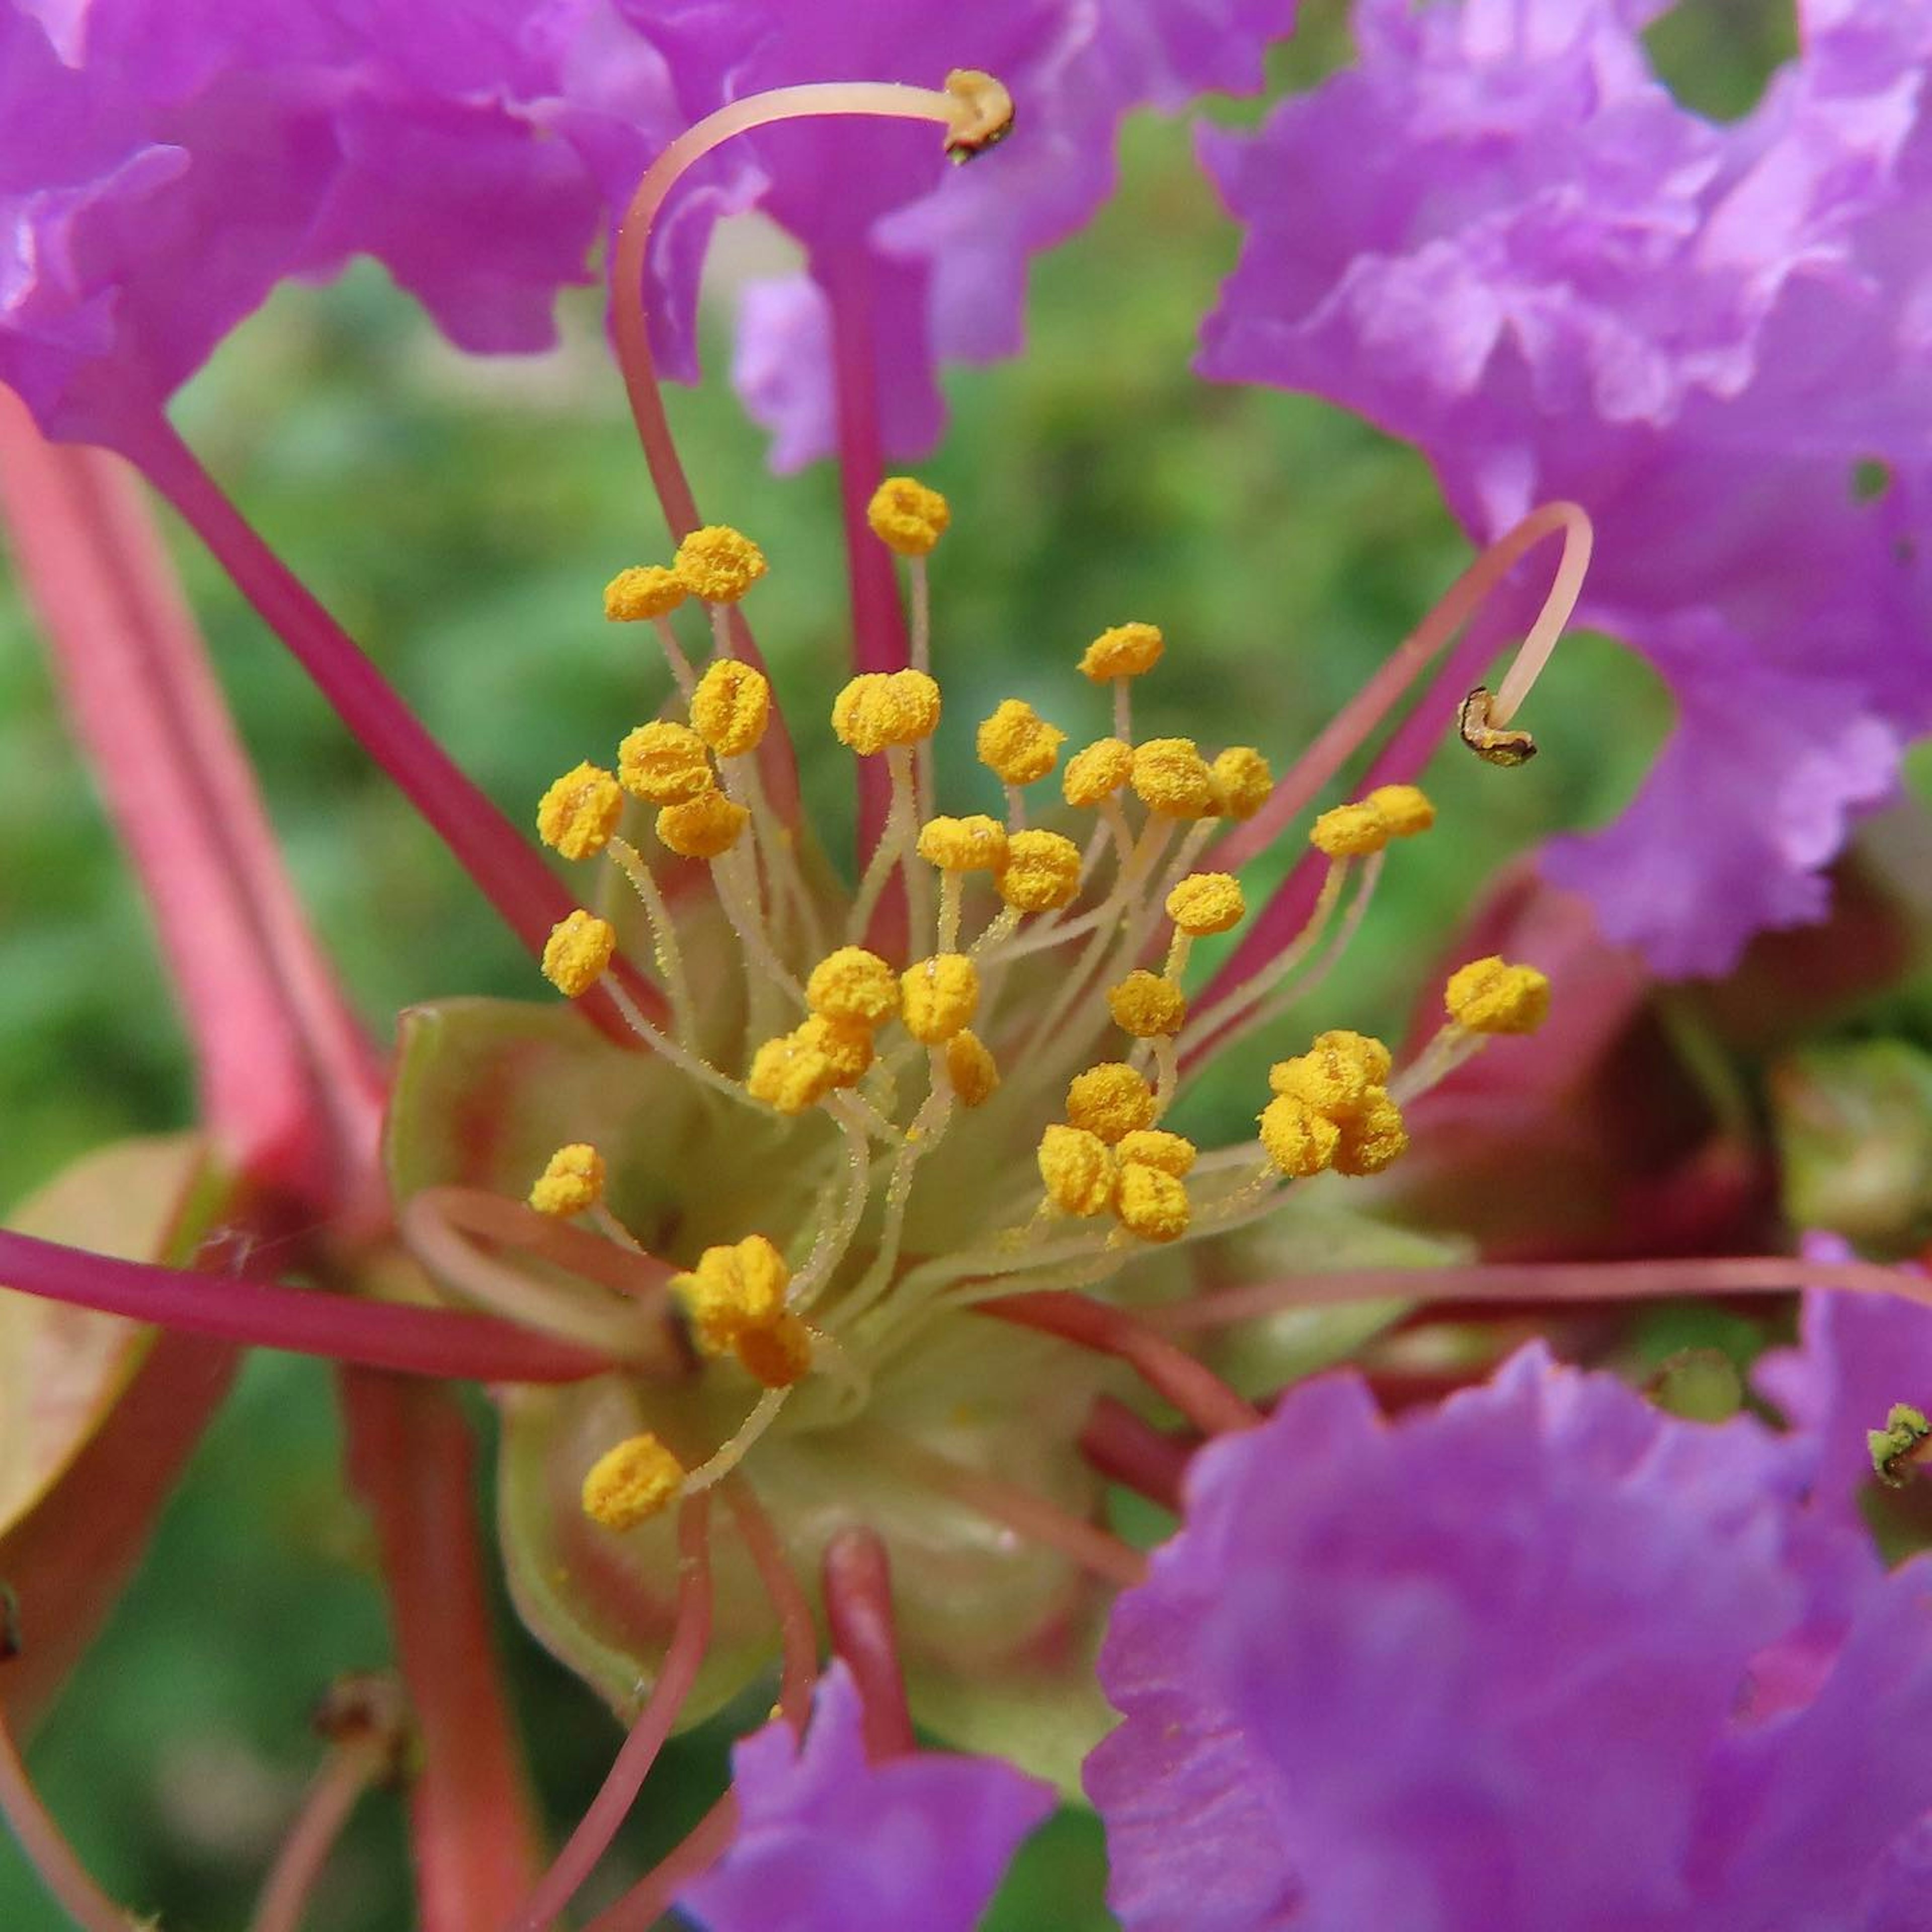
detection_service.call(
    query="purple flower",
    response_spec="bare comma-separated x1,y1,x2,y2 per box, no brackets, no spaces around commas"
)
677,1663,1055,1932
1196,0,1932,976
1088,1343,1932,1929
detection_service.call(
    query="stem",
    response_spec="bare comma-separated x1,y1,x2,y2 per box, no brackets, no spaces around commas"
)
341,1376,544,1932
249,1744,386,1932
725,1481,819,1736
502,1496,713,1932
0,1701,140,1932
822,1530,916,1760
0,1226,608,1383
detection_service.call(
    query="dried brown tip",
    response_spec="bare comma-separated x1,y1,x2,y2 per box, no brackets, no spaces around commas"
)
1459,686,1538,767
943,69,1015,163
312,1671,415,1784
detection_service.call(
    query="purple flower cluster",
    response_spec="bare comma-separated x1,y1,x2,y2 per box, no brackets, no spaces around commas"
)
1199,0,1932,975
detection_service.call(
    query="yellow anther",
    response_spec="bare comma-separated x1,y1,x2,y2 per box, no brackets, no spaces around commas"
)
1364,784,1435,837
1333,1091,1409,1176
582,1433,684,1531
690,660,771,758
736,1313,815,1390
1080,622,1165,683
619,720,714,805
996,829,1082,913
797,1012,874,1085
1063,737,1135,807
1116,1163,1191,1243
901,954,980,1043
1268,1031,1395,1120
1258,1094,1341,1178
832,669,942,755
943,67,1015,162
1116,1129,1197,1178
1445,956,1552,1034
673,525,767,604
977,699,1066,786
542,910,616,998
1210,746,1274,821
807,947,901,1025
1038,1124,1118,1217
747,1033,839,1115
866,476,950,557
604,564,687,622
657,790,749,860
944,1029,1000,1107
1166,872,1246,936
1107,971,1187,1039
528,1143,605,1217
671,1234,791,1353
917,815,1010,873
1310,801,1391,858
536,762,624,861
1066,1062,1156,1144
1132,738,1217,818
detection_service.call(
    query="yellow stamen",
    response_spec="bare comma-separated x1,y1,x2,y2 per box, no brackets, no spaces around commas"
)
1116,1128,1197,1177
690,660,772,758
1166,872,1246,937
1210,746,1273,821
536,762,624,860
807,946,901,1025
582,1433,684,1531
1038,1124,1117,1217
657,790,750,859
604,564,687,622
619,720,714,804
1131,738,1216,818
832,669,942,755
746,1033,839,1115
917,814,1009,873
1269,1030,1394,1119
996,829,1082,913
1258,1094,1340,1178
1066,1062,1156,1144
673,524,768,604
1332,1091,1408,1175
1116,1163,1190,1242
1363,783,1435,837
797,1012,875,1084
1063,737,1135,807
866,476,950,556
1107,971,1186,1039
1310,801,1392,858
541,910,617,998
671,1234,791,1353
1080,622,1164,682
977,699,1066,786
1444,955,1551,1034
735,1312,816,1389
901,954,980,1044
944,1029,1000,1107
528,1143,605,1217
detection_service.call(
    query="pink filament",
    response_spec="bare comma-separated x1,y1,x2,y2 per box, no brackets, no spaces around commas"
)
0,1705,134,1932
725,1479,820,1735
822,1528,917,1761
249,1744,384,1932
582,1793,740,1932
1079,1394,1190,1513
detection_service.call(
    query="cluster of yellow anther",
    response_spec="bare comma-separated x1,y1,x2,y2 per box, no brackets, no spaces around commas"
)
1310,783,1437,858
1038,1062,1197,1243
528,1143,605,1218
866,476,950,557
1445,955,1551,1034
1258,1030,1405,1180
605,524,768,620
617,662,769,860
670,1235,814,1390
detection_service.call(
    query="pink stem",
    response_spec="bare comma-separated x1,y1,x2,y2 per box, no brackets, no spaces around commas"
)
0,1702,135,1932
341,1376,545,1932
0,1226,607,1383
1079,1394,1189,1513
249,1744,383,1932
725,1480,819,1735
580,1793,739,1932
113,409,662,1041
822,1529,915,1760
1148,1255,1932,1332
502,1496,714,1932
983,1291,1262,1436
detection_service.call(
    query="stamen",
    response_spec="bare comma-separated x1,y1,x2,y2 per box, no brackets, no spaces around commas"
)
1079,1394,1189,1512
607,837,705,1050
822,1530,917,1759
724,1480,819,1735
0,1691,140,1932
528,1143,606,1219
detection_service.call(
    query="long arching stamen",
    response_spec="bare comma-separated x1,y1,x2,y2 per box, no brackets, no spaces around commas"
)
725,1479,819,1735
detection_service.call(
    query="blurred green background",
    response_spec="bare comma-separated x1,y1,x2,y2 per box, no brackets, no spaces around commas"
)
0,9,1743,1924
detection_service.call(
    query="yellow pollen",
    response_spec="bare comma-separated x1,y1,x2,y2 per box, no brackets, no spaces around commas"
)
1063,737,1135,807
1313,1028,1393,1086
1132,738,1217,818
1080,622,1164,683
807,946,901,1025
746,1033,839,1115
1332,1091,1409,1176
1116,1128,1197,1178
1116,1163,1191,1243
690,660,772,758
1364,784,1435,837
673,525,767,604
1268,1031,1394,1120
901,954,980,1044
619,720,714,804
1258,1094,1341,1178
528,1142,605,1217
944,1029,1000,1107
582,1433,684,1531
1066,1062,1156,1144
541,910,616,998
977,699,1066,786
735,1313,815,1390
1038,1124,1117,1217
1445,956,1552,1034
1107,971,1187,1039
604,564,687,622
1310,801,1391,858
797,1012,875,1084
832,670,942,755
866,476,951,557
1166,872,1246,936
657,790,749,860
671,1234,791,1353
536,762,624,860
918,814,1010,873
1210,746,1274,821
996,829,1082,912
